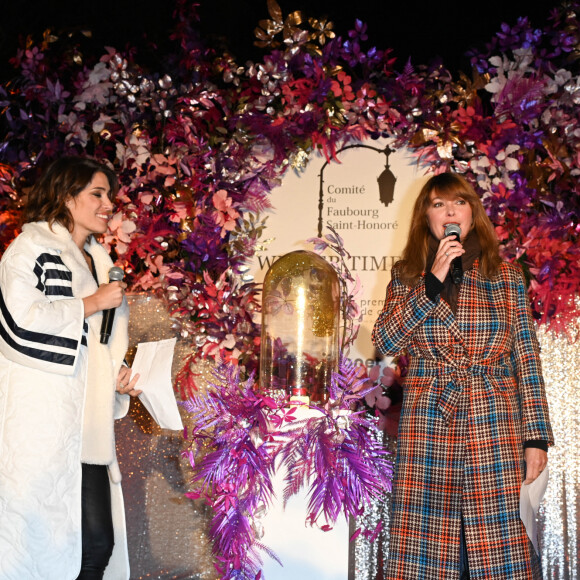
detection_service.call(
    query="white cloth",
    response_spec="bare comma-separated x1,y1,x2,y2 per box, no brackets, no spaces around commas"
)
520,467,549,554
0,222,130,580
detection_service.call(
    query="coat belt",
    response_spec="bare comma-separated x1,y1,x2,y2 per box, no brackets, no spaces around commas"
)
410,359,513,424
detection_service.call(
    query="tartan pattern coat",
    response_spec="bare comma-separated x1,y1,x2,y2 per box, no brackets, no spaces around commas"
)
372,260,553,580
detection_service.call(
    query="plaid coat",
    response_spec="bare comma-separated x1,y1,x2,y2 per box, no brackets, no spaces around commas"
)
372,260,553,580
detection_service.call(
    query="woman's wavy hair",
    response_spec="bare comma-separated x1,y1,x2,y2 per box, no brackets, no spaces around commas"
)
25,156,118,231
399,172,501,286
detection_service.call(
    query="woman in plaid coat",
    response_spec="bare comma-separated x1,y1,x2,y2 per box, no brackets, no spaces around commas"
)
372,173,553,580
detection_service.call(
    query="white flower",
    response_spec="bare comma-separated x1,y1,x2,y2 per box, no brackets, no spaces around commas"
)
554,69,572,86
74,63,113,109
505,157,520,171
469,156,491,174
58,112,88,146
116,133,151,169
92,113,113,133
221,334,236,349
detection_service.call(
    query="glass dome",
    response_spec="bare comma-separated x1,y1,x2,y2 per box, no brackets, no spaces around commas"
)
260,250,340,403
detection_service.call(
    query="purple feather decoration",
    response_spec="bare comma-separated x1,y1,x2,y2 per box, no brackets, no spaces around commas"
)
182,358,392,578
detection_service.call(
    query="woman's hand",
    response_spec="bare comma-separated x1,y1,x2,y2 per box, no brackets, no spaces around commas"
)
82,281,127,318
523,447,548,484
430,236,465,282
116,365,142,397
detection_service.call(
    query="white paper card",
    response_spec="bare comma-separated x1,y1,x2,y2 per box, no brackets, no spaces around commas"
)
520,467,549,554
132,338,183,430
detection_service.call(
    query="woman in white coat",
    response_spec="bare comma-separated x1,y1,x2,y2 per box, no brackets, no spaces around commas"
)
0,157,141,579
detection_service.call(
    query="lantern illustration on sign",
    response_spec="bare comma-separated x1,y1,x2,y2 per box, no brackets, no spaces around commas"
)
260,250,340,403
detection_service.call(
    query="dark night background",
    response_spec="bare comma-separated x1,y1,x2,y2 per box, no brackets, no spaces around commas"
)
0,0,563,80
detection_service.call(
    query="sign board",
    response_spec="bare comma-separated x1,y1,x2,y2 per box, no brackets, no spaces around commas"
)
250,141,427,367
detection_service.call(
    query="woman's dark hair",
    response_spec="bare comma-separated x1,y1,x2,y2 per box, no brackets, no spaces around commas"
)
398,172,502,285
25,156,118,231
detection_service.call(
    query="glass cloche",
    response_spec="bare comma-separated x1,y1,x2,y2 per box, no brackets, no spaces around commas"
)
260,250,340,403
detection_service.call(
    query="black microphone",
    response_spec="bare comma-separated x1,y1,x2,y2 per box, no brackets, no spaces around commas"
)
100,266,124,344
444,224,463,285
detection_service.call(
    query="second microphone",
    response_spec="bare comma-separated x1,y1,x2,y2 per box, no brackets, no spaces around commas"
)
444,223,463,285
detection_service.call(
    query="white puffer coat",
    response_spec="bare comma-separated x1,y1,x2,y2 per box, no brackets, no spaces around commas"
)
0,222,130,580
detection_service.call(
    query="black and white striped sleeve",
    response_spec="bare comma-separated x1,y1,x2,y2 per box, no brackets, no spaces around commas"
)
0,250,84,375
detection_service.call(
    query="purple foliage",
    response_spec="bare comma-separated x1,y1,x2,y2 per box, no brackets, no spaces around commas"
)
182,358,392,578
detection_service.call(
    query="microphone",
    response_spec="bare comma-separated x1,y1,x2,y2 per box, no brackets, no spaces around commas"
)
100,266,124,344
444,224,463,285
